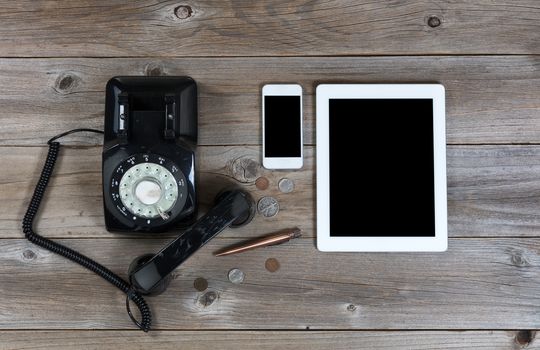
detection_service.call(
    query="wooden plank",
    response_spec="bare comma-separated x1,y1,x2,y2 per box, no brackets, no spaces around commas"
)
0,56,538,146
4,145,540,239
448,145,540,237
4,145,312,239
0,330,536,350
0,238,538,329
0,1,538,57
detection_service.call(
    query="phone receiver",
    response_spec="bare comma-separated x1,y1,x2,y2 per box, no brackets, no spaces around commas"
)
128,189,255,295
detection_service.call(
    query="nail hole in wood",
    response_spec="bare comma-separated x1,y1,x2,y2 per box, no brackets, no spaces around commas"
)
427,16,441,28
174,5,192,19
515,330,535,347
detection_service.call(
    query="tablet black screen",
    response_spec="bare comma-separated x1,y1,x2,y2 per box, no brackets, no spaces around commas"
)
329,99,435,237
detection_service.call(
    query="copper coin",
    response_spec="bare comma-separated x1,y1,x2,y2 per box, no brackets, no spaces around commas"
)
255,177,269,190
265,258,280,272
193,277,208,292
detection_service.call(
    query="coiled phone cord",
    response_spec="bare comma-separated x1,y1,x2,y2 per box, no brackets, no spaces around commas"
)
21,129,152,332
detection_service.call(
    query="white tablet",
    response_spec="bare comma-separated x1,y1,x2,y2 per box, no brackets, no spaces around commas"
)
316,84,447,252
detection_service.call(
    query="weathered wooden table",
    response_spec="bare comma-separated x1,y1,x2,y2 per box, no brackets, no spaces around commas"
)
1,1,539,349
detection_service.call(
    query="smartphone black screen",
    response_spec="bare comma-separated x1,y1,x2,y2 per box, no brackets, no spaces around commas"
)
329,98,435,237
264,96,301,157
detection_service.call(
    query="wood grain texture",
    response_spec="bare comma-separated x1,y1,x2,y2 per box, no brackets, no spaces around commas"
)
0,238,538,329
0,1,538,57
0,331,537,350
448,145,540,237
3,145,312,238
0,0,538,344
0,56,538,146
4,145,540,239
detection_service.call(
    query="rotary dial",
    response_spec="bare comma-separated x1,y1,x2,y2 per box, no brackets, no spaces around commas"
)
119,163,178,219
109,153,188,226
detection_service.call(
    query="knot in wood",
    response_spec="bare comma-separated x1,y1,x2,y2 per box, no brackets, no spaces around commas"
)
174,5,193,19
144,63,165,76
54,73,79,94
231,157,261,183
198,291,218,307
427,16,441,28
22,249,36,260
510,249,531,267
515,330,535,347
347,304,357,312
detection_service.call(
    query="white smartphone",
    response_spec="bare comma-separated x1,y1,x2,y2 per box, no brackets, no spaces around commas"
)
262,84,303,169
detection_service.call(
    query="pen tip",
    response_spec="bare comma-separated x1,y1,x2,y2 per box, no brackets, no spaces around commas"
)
291,228,302,239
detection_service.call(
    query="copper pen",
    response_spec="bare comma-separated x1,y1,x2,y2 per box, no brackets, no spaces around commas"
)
214,228,302,257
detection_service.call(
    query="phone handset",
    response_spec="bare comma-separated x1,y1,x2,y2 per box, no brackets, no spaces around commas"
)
128,189,255,295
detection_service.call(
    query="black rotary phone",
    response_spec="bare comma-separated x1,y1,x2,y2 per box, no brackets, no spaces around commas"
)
23,76,255,331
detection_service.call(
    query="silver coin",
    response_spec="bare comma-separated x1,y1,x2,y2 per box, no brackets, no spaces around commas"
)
278,178,295,193
257,196,279,217
228,268,245,284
